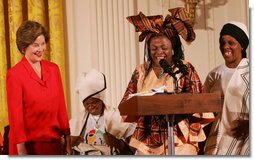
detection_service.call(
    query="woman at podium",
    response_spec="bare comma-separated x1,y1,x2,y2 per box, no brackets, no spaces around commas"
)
120,7,214,155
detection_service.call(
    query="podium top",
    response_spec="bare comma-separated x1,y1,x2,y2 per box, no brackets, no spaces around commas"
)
119,93,222,116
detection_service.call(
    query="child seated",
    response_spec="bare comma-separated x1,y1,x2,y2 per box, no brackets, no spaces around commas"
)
69,69,135,155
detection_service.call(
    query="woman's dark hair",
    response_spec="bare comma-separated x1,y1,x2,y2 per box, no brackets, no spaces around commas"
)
16,20,49,54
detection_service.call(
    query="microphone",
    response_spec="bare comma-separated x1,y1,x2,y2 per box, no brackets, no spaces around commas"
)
174,60,188,76
159,59,176,80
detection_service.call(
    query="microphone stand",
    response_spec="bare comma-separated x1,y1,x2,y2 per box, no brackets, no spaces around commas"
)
159,59,185,155
166,76,177,155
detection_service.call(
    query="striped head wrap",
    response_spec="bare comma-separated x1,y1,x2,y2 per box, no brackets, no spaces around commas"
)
126,7,196,44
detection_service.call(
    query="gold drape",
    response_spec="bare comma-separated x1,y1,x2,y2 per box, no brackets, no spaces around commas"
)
48,0,66,91
8,0,23,66
0,0,67,137
0,1,8,140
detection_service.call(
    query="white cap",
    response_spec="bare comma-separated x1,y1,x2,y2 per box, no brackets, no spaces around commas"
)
76,69,106,103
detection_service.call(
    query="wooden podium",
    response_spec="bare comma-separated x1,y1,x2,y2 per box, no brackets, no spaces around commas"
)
119,93,222,120
118,92,222,155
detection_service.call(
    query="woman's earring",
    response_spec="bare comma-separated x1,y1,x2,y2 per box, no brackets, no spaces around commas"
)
172,50,174,55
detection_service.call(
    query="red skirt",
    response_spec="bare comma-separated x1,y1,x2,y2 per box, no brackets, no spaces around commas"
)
9,139,63,155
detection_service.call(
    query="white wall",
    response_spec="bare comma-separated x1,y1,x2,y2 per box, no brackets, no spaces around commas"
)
65,0,137,118
64,0,249,118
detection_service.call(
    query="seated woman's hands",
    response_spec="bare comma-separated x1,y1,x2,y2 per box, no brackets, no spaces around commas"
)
104,131,134,155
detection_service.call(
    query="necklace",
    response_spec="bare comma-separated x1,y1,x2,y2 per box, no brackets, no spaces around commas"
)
91,114,102,129
153,66,164,79
159,69,164,79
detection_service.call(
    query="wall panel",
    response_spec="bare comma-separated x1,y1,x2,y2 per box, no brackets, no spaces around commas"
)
65,0,249,118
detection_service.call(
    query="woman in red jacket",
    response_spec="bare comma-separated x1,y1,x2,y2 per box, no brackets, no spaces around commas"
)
6,20,71,155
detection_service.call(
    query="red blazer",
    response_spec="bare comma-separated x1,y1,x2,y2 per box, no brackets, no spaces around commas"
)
6,56,70,154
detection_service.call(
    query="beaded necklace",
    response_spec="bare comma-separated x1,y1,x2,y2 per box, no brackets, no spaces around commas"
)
91,114,103,129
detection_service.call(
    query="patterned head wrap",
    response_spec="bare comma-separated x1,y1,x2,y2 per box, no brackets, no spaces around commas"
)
126,7,196,44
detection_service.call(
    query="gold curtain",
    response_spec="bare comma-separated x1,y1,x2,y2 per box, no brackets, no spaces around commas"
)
0,0,67,137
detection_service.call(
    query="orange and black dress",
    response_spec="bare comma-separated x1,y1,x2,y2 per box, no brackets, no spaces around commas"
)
120,61,214,155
